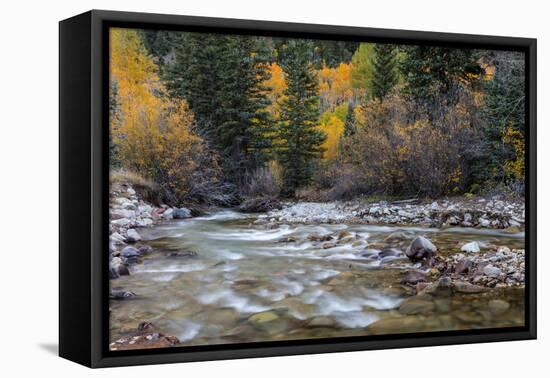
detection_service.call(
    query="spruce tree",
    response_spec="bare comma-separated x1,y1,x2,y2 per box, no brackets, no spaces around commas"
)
109,80,121,167
278,40,326,195
164,34,274,183
217,36,275,180
164,33,225,147
343,102,356,137
371,44,398,100
399,46,482,116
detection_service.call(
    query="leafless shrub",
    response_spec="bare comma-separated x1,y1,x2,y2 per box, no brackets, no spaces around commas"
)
241,163,282,199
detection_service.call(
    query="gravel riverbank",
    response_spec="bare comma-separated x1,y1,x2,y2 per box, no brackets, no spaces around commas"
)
263,197,525,230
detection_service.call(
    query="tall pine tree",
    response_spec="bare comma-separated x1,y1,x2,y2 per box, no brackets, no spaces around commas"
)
164,33,224,146
278,40,326,195
217,36,275,180
371,44,398,100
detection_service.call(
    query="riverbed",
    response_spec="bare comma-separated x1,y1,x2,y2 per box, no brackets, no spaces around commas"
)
109,209,525,347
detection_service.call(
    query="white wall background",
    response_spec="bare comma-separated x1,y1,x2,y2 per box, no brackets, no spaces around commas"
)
0,0,546,375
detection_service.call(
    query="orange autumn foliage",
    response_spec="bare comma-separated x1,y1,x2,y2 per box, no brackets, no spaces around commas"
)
109,28,221,204
318,63,353,111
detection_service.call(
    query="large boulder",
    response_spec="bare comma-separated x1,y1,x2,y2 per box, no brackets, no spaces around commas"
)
239,197,282,213
405,236,437,264
173,207,192,219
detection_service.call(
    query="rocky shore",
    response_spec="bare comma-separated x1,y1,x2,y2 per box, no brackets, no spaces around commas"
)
109,322,180,351
109,181,192,279
264,197,525,230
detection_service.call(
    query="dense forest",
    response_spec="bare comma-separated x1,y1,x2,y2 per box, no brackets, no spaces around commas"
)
109,28,525,208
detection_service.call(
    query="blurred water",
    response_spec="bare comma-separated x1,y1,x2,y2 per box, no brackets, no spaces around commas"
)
110,210,525,346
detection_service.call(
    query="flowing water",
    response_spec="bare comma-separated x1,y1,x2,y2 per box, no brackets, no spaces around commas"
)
109,210,525,346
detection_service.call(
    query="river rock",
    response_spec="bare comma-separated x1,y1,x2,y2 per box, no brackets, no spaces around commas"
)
455,258,473,274
138,245,153,254
305,316,334,328
497,246,511,254
453,281,487,294
162,208,174,219
505,226,521,233
168,250,197,258
454,311,483,324
368,317,421,334
400,271,427,285
111,218,131,227
110,232,126,244
120,246,140,258
483,264,502,278
461,241,480,253
308,233,333,242
405,236,437,264
110,290,136,299
110,257,129,278
322,242,337,249
399,296,435,315
136,218,153,227
239,197,282,213
173,207,192,219
126,228,142,242
479,218,490,227
248,311,279,324
337,230,351,239
420,277,452,297
488,299,511,315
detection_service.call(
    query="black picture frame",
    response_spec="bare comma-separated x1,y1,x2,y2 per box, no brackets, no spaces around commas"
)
59,9,537,368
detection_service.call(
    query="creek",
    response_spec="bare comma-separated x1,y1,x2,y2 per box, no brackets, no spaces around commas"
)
110,209,525,345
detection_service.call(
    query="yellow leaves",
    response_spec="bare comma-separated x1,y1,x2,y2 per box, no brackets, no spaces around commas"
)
264,62,287,119
318,63,353,110
110,28,160,110
448,167,462,184
110,28,215,200
320,115,345,160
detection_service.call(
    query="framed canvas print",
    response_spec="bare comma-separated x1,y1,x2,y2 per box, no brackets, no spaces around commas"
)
59,10,536,368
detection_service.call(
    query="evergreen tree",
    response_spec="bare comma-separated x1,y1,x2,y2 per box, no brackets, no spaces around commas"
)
109,80,121,166
216,36,275,180
343,102,356,137
164,34,274,183
278,40,326,194
164,33,225,146
371,44,398,100
399,46,483,117
474,51,525,184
